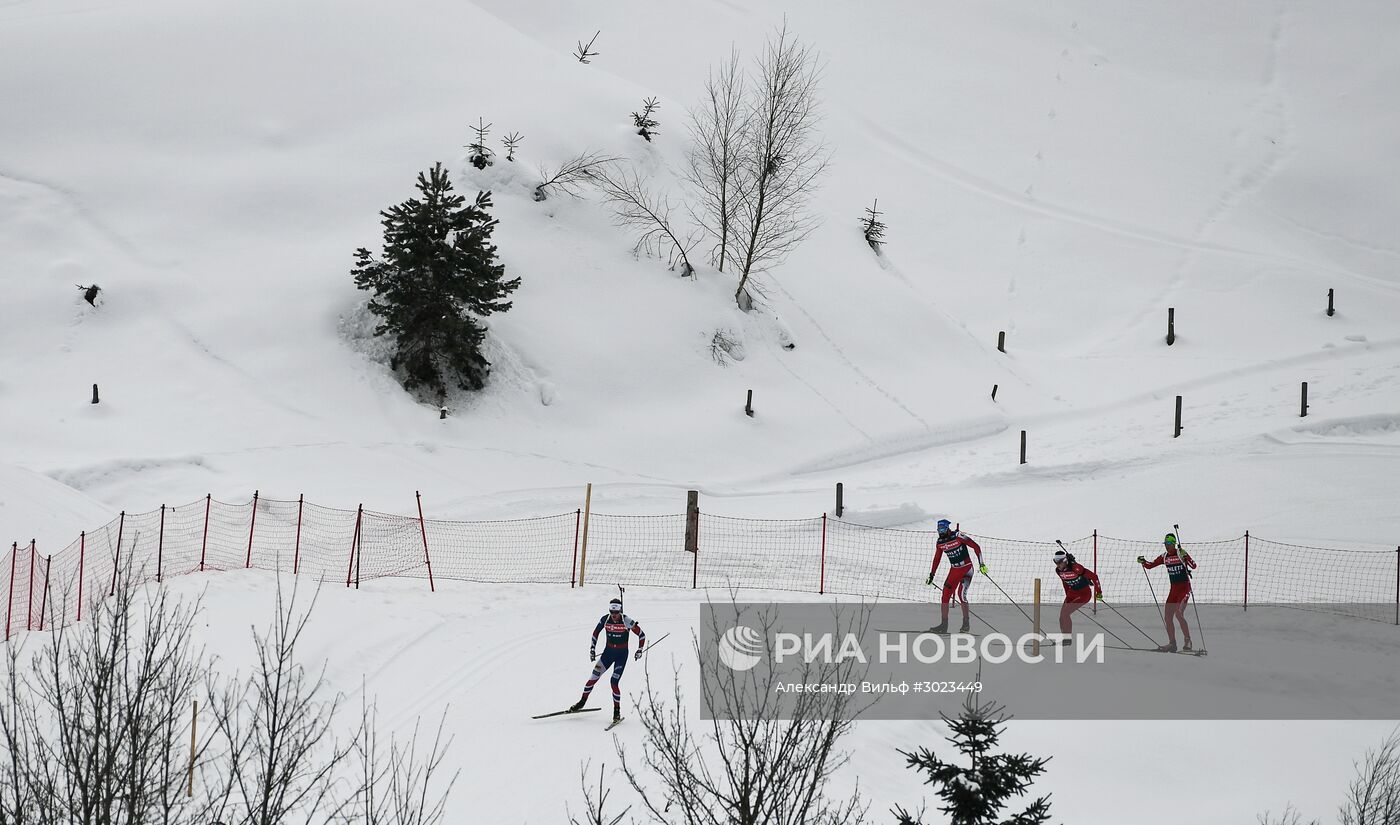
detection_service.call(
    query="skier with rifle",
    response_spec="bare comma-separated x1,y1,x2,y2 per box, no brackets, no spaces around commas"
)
568,598,645,723
926,519,986,633
1053,549,1103,635
1138,533,1197,652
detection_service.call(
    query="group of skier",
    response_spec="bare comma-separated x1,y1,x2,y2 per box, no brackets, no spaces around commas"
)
549,519,1199,724
927,518,1198,652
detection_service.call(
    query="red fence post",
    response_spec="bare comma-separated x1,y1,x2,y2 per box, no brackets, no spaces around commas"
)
292,495,304,576
1244,531,1250,611
157,505,166,583
346,505,362,588
26,541,36,631
1092,529,1098,614
416,491,436,593
77,531,86,622
819,514,828,595
245,490,259,569
38,556,51,632
110,510,126,596
5,543,15,640
571,509,581,588
199,494,211,572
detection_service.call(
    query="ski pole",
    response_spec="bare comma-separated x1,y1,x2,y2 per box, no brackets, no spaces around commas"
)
1142,566,1165,627
1174,523,1208,653
979,570,1036,627
639,632,670,655
1080,602,1136,647
1098,598,1164,647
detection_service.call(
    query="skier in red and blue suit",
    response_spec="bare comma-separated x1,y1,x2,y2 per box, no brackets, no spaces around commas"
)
569,598,644,721
926,519,986,633
1138,533,1197,652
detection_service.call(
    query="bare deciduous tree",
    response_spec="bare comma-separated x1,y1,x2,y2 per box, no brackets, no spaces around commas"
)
731,23,829,310
348,698,458,825
1258,805,1320,825
586,164,698,277
0,571,219,825
1340,730,1400,825
568,762,630,825
534,151,619,202
205,583,358,825
1,572,459,825
609,600,869,825
686,47,750,273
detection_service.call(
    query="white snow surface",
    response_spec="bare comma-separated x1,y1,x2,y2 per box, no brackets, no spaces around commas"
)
3,0,1400,822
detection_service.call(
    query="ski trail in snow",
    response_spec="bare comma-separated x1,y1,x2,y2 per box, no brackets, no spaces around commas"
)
765,276,931,430
0,168,171,268
1108,2,1297,346
854,115,1398,295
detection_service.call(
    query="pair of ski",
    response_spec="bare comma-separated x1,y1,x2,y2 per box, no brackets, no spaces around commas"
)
1104,644,1207,657
533,707,625,730
875,628,977,636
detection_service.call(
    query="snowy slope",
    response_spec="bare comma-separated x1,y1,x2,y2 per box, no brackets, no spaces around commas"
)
3,0,1400,822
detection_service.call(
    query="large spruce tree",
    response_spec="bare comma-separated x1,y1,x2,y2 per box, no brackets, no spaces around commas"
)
353,163,520,399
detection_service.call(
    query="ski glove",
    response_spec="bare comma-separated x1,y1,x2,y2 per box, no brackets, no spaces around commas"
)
1136,556,1147,565
1094,591,1104,602
634,649,643,661
590,647,597,662
979,564,988,575
925,572,935,586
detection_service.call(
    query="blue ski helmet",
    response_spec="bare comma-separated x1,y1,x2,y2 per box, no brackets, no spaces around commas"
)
937,519,952,533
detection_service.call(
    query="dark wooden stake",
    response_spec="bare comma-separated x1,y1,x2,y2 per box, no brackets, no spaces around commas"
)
1174,395,1183,438
1300,382,1309,417
1019,430,1027,464
1327,288,1335,317
91,384,99,404
744,390,754,417
684,491,699,555
997,331,1006,353
991,384,999,401
685,490,700,589
835,483,844,519
1166,308,1176,346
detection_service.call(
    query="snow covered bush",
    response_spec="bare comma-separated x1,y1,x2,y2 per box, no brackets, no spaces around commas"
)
466,117,494,169
631,97,660,142
351,163,520,401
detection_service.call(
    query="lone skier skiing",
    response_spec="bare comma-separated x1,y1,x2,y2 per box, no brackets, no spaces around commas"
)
569,598,645,722
1138,533,1197,652
926,519,985,633
1053,549,1102,635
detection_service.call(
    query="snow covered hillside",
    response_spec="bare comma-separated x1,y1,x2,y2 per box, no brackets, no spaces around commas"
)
2,0,1399,822
3,0,1398,544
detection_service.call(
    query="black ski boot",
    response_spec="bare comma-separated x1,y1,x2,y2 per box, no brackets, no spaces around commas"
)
959,619,971,634
613,705,622,723
568,698,587,713
1182,639,1193,651
1156,643,1178,653
929,621,948,634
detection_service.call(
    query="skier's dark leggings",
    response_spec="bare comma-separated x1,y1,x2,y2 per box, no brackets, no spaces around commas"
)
581,647,627,706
